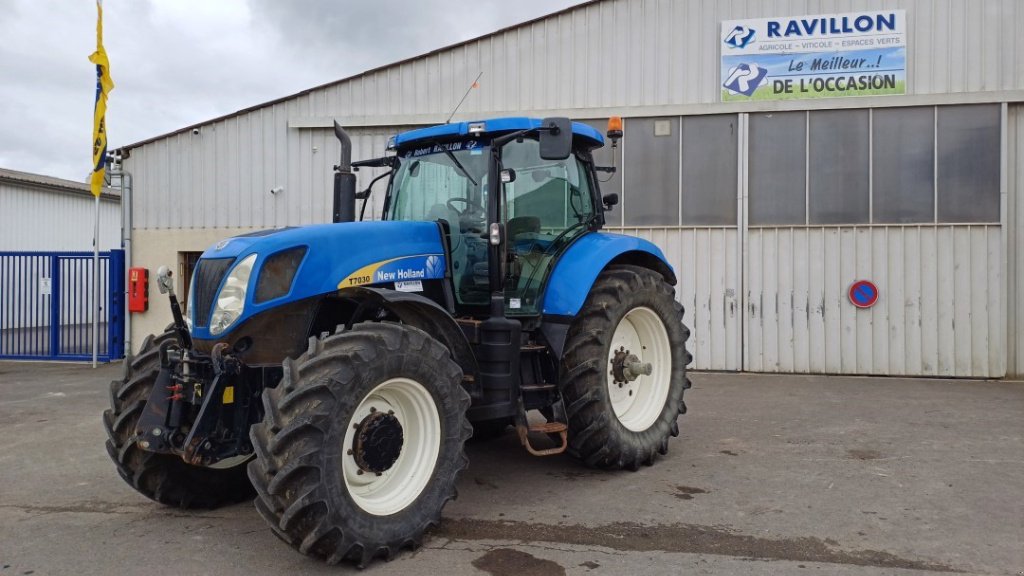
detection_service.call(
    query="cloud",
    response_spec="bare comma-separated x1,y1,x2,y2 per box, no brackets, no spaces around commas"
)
0,0,581,181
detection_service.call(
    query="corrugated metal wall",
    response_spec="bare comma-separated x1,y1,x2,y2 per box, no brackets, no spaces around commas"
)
614,225,1006,378
0,181,121,251
128,124,398,231
615,227,741,372
125,0,1024,231
745,225,1003,377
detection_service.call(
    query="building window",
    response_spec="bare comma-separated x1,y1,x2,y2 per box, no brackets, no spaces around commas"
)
612,105,1001,229
872,107,936,223
937,105,1001,223
681,115,738,225
623,117,680,226
808,109,870,225
749,112,807,225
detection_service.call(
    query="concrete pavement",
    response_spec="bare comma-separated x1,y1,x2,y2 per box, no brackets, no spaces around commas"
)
1,361,1021,575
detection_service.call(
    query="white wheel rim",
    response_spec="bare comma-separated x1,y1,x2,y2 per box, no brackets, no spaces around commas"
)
342,377,441,516
607,306,673,432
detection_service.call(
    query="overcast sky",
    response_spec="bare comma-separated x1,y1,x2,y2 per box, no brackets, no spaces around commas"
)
0,0,581,182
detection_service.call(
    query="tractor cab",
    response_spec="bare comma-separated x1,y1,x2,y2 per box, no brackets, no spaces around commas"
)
355,118,610,318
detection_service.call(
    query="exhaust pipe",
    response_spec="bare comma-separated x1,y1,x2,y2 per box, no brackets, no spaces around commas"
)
332,121,356,223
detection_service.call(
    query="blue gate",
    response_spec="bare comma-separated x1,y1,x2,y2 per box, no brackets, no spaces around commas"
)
0,250,125,361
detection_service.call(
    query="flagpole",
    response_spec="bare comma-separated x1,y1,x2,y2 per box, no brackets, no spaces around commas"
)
89,0,112,368
92,192,100,368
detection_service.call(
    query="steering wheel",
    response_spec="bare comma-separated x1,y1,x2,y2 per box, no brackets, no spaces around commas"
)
447,197,485,218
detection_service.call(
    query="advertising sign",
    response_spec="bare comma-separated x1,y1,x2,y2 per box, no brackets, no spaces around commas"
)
721,10,906,101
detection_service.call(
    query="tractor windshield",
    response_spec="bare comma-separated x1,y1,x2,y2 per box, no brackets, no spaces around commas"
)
388,137,595,314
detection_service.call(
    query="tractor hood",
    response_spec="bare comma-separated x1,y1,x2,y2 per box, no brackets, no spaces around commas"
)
189,220,446,339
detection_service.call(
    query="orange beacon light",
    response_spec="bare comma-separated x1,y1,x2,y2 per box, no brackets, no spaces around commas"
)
606,116,623,142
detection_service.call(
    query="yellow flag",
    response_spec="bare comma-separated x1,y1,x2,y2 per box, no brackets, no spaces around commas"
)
89,0,114,197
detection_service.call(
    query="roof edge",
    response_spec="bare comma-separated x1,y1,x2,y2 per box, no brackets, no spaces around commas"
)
0,168,120,202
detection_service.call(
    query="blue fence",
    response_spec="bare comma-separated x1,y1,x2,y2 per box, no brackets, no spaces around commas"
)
0,250,125,361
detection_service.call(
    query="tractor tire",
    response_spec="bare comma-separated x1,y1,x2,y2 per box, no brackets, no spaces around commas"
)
103,331,254,508
248,322,471,567
559,265,692,470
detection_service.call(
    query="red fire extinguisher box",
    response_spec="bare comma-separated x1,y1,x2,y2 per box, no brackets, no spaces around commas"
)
128,267,149,313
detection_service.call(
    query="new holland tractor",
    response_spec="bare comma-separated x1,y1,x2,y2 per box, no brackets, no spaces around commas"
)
103,116,692,566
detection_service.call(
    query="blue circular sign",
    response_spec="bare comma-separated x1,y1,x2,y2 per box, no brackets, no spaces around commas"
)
849,280,879,309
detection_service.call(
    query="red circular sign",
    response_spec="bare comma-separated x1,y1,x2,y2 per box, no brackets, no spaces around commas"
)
848,280,879,309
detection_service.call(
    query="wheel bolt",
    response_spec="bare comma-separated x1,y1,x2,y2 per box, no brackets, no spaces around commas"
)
370,406,377,413
356,469,364,475
347,449,353,456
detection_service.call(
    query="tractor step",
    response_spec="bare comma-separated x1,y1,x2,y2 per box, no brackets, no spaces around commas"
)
516,420,568,457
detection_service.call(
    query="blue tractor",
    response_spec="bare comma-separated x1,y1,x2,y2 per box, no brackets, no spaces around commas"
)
104,117,692,565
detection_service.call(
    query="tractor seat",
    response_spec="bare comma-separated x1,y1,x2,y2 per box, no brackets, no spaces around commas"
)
508,216,541,254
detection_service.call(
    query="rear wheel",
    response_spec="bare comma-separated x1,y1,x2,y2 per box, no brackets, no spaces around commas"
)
559,265,691,469
102,331,254,508
248,322,471,566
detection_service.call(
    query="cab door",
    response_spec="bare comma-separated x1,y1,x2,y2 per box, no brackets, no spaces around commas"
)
498,140,596,316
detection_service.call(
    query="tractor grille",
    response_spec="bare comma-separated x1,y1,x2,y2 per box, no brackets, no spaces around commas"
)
192,257,234,328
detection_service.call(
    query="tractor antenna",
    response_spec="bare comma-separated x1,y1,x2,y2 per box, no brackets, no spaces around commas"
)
445,71,483,124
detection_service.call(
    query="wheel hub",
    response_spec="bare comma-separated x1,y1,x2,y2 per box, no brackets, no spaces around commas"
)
610,346,653,384
352,409,404,474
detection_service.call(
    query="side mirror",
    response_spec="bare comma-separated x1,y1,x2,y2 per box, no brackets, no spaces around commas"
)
602,193,619,210
539,117,572,160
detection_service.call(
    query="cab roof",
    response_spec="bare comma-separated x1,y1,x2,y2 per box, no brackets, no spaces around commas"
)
392,117,604,150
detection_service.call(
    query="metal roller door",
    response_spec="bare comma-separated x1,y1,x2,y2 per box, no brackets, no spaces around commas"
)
610,105,1006,377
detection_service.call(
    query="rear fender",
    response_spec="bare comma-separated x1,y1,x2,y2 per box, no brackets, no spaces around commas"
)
541,232,676,317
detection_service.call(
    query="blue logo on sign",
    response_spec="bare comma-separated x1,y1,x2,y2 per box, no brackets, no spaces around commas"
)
723,63,768,97
724,25,756,49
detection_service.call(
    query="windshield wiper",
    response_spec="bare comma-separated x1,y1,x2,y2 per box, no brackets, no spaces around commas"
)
443,149,477,186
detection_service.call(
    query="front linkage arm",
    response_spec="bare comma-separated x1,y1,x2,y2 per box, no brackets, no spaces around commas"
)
134,268,255,467
155,266,192,350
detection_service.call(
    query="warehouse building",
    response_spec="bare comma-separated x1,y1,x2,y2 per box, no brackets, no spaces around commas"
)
118,0,1024,378
0,168,123,360
0,168,121,251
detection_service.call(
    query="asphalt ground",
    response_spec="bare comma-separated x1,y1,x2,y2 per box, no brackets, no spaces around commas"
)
0,361,1021,576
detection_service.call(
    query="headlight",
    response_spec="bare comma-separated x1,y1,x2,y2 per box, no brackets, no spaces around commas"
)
210,253,257,335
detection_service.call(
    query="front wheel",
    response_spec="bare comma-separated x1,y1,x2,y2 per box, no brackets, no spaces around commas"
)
248,322,471,566
559,265,692,470
102,331,254,508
